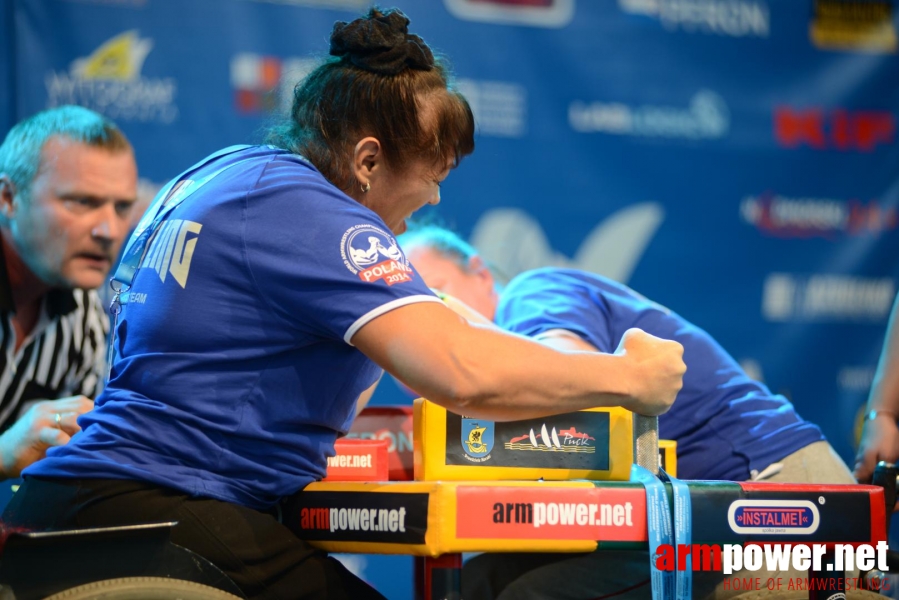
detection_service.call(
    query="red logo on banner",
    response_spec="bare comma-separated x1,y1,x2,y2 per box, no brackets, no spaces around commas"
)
469,0,555,5
774,107,895,151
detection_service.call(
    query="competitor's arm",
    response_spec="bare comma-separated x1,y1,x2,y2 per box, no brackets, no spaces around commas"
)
352,301,684,422
855,294,899,482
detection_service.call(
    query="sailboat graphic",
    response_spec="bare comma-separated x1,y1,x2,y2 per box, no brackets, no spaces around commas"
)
507,424,590,452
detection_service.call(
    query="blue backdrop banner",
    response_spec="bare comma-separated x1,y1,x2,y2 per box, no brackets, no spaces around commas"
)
4,1,899,596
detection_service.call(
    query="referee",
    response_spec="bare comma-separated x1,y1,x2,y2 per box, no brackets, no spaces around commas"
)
0,105,138,480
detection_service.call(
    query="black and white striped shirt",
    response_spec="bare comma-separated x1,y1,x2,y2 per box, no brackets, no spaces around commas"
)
0,274,107,432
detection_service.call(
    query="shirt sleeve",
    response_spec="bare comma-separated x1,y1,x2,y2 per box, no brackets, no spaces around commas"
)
244,157,441,344
495,269,615,353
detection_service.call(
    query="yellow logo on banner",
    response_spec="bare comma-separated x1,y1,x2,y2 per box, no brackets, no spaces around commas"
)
72,30,153,81
810,0,897,53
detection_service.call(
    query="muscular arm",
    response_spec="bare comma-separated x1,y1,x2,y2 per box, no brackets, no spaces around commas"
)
352,302,684,422
855,294,899,482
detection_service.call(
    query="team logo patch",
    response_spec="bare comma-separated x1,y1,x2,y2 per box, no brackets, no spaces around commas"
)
728,500,820,535
461,418,494,462
505,424,596,454
340,224,414,286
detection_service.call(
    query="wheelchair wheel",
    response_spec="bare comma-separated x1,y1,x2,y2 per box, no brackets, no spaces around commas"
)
42,577,243,599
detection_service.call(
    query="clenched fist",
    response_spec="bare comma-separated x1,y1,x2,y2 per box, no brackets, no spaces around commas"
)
615,328,686,416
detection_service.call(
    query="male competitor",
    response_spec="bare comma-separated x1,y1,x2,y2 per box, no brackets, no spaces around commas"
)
400,225,856,600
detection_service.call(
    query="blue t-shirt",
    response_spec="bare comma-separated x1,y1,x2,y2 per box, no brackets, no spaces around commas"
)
26,146,440,509
495,268,824,481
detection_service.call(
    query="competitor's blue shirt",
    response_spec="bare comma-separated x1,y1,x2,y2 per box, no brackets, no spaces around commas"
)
495,268,824,481
25,146,440,509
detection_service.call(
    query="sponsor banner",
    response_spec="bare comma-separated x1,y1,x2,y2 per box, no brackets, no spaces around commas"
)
45,30,178,123
810,0,897,53
443,0,575,28
346,406,414,481
762,273,895,323
569,90,730,140
230,53,316,115
740,193,898,238
445,411,611,470
455,484,647,542
289,491,429,544
618,0,770,38
691,486,877,544
456,78,528,138
774,107,895,152
239,0,370,7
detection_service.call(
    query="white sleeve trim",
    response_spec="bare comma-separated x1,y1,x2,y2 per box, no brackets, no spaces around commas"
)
344,295,444,345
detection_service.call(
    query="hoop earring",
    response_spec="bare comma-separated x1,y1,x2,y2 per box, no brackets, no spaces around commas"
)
361,182,371,193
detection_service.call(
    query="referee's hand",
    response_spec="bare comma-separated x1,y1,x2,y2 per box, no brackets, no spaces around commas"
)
0,396,93,479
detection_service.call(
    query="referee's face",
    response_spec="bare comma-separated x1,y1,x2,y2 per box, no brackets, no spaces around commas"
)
406,247,498,322
11,137,138,290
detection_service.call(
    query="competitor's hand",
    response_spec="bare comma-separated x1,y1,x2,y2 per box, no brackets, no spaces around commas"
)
0,395,93,479
853,415,899,483
615,328,685,416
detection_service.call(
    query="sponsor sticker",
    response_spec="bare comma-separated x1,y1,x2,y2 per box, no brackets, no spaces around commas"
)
728,500,820,535
445,411,610,469
462,418,495,462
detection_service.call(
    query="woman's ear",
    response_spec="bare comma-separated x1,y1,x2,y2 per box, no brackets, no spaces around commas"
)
353,137,383,194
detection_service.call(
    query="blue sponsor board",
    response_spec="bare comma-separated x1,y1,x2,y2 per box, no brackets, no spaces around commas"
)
4,0,899,596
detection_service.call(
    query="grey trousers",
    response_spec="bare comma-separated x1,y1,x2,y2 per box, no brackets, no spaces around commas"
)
462,441,857,600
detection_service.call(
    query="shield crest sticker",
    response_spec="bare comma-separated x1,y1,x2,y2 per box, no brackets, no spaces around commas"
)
462,418,494,459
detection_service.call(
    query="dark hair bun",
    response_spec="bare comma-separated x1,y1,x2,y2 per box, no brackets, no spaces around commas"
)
330,7,434,75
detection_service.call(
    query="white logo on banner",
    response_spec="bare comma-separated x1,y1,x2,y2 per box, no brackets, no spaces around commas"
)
469,203,664,284
762,274,895,322
618,0,770,38
569,90,730,140
45,30,178,123
838,366,875,392
456,79,528,138
741,195,848,232
444,0,575,28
